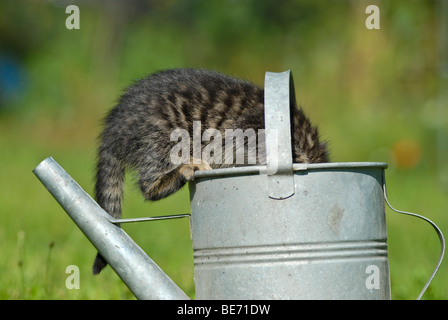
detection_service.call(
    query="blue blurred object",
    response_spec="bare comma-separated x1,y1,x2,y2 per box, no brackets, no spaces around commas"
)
0,54,27,110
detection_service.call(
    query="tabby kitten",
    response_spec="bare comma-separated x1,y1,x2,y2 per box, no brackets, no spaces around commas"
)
93,68,329,274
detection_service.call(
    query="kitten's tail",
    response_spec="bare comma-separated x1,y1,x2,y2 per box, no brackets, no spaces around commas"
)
92,147,125,275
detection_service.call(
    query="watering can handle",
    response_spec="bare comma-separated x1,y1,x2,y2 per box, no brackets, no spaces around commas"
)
382,173,445,300
264,70,296,200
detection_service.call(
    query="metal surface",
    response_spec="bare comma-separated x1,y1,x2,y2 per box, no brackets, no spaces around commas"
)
190,70,391,299
194,162,390,179
264,70,295,199
109,214,190,224
190,71,444,299
190,162,391,299
33,157,190,300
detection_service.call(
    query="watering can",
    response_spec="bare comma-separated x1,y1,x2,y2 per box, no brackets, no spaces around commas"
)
33,71,444,300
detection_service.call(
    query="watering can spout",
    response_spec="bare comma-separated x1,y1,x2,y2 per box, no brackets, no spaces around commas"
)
33,156,190,300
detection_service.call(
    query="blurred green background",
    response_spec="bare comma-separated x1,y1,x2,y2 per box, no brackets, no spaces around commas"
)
0,0,447,299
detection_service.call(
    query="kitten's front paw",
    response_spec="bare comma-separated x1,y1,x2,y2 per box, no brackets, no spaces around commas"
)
179,159,212,181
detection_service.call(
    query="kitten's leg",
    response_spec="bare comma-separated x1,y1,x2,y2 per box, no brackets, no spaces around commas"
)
139,159,212,201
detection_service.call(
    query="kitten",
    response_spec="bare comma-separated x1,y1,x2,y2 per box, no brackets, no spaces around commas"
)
93,68,329,274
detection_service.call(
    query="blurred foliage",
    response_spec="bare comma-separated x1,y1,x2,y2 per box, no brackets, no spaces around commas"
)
0,0,447,299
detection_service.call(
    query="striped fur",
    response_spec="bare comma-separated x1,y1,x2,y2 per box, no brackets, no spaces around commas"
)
92,68,329,274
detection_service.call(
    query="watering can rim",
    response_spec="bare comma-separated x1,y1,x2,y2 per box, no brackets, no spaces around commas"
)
194,161,388,179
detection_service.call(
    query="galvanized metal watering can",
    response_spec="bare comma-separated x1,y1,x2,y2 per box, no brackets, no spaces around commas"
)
33,71,445,300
